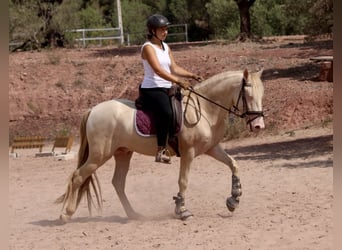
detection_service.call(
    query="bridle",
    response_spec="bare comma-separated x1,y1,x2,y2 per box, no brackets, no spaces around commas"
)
230,78,264,125
185,78,264,126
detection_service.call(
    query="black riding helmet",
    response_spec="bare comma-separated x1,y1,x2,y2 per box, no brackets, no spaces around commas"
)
147,14,171,39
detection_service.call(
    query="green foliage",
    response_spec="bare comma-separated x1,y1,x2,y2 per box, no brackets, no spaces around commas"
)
50,0,83,46
78,5,105,28
27,101,42,114
120,0,152,45
281,0,313,34
46,52,61,65
54,125,72,137
205,0,239,40
250,0,333,37
251,2,287,36
9,0,333,49
169,0,189,24
223,115,249,140
52,0,83,31
9,0,43,44
306,0,333,35
98,0,115,24
142,0,167,14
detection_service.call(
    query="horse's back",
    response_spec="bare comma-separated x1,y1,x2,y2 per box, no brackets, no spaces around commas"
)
90,98,135,117
87,99,136,136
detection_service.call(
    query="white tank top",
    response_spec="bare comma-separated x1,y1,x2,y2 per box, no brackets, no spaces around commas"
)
140,41,172,88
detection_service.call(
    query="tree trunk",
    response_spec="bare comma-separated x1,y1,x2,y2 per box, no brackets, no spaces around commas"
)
235,0,256,41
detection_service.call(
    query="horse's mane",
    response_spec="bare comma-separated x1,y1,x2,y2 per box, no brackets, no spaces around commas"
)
194,70,243,91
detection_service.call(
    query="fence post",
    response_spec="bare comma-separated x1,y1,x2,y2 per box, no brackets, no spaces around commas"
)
127,34,130,46
82,29,86,47
116,0,124,45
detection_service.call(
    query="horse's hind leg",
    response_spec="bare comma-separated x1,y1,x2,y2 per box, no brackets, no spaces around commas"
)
113,150,141,219
60,159,104,223
206,145,242,212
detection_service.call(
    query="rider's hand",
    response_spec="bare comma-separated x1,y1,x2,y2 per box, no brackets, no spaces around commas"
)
192,74,204,82
177,79,191,90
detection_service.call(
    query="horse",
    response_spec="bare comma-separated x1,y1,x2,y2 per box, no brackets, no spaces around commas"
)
55,68,265,222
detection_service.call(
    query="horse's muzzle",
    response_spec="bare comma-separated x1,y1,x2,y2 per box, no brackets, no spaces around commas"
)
248,115,265,131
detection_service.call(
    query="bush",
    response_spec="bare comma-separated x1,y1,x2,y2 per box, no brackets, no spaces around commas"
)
205,0,240,40
223,115,249,141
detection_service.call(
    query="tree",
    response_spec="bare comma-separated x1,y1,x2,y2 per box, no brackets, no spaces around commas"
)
120,0,152,44
305,0,333,36
206,0,239,40
234,0,256,41
9,0,333,50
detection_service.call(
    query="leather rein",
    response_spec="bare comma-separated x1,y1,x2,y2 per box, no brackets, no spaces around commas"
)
185,78,264,125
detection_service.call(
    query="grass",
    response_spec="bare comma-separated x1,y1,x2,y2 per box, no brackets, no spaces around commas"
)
73,79,86,87
321,116,333,128
26,101,41,114
55,126,71,137
71,60,87,67
46,52,61,65
223,115,249,141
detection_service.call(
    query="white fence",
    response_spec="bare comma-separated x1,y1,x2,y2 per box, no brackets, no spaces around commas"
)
10,24,188,49
168,24,188,42
126,24,188,46
65,24,188,47
67,27,124,47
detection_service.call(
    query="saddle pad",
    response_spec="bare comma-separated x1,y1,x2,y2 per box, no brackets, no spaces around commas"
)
134,109,182,137
134,109,157,137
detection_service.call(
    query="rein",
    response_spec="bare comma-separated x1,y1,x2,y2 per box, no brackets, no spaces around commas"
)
187,78,264,124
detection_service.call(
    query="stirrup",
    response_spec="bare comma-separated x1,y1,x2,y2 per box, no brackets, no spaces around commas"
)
155,148,171,164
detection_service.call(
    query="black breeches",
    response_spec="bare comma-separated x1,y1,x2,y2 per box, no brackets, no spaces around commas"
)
139,87,173,147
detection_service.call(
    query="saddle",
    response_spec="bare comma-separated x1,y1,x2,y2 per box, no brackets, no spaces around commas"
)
134,85,183,157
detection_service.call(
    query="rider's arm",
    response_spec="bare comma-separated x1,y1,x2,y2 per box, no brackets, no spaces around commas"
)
169,48,203,82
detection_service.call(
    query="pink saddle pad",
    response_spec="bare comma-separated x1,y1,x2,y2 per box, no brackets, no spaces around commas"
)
135,110,157,136
135,109,181,136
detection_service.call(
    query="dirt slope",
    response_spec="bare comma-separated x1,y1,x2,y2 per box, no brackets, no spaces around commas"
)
9,37,333,140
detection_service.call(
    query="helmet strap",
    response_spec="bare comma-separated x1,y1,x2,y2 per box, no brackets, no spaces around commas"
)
152,32,165,51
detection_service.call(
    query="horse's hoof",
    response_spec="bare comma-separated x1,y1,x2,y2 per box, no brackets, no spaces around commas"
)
226,196,239,212
181,212,194,221
59,213,70,224
227,206,235,212
175,208,193,221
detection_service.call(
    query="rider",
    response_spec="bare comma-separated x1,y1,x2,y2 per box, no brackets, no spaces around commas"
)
139,14,203,163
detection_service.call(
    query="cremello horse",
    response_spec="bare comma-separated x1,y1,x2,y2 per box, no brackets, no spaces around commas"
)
56,69,265,222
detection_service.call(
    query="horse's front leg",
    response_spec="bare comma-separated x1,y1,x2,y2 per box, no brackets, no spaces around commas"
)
174,151,194,220
206,144,242,212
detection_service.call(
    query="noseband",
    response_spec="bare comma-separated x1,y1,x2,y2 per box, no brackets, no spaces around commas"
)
187,78,264,125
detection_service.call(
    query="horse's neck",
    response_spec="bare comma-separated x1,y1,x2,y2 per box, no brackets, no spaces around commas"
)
194,72,242,114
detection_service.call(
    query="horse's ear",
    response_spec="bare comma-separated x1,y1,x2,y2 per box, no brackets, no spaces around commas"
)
243,68,249,79
257,68,264,78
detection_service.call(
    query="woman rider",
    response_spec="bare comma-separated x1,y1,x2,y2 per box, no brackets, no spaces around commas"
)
139,14,203,163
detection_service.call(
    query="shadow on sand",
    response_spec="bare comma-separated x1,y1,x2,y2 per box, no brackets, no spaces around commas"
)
225,134,333,168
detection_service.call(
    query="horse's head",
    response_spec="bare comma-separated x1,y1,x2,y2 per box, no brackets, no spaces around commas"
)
233,69,265,132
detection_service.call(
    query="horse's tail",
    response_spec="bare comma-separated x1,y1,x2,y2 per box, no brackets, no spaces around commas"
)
76,109,103,214
77,108,91,169
55,109,103,216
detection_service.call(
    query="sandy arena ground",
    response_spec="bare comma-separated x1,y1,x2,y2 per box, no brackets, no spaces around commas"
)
9,36,333,249
9,125,332,249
